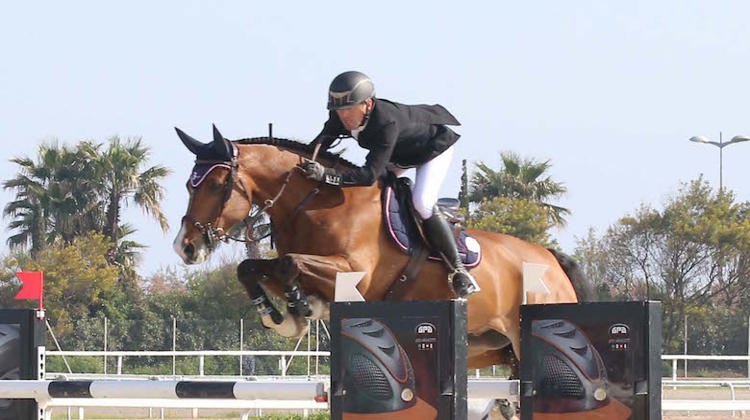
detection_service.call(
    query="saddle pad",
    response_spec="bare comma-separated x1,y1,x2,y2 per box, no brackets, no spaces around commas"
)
382,185,481,268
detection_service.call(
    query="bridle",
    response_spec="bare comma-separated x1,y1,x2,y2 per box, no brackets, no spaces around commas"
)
183,142,325,251
181,156,239,250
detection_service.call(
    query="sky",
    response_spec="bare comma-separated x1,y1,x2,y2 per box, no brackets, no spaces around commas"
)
1,1,750,278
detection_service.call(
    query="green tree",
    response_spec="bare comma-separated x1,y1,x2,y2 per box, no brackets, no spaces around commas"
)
83,137,170,245
468,196,555,246
4,137,169,275
572,229,617,300
573,178,750,353
182,261,260,322
469,151,570,226
3,143,99,254
107,223,146,281
0,233,121,339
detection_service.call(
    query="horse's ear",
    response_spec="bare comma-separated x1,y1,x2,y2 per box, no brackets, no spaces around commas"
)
212,124,234,161
175,127,205,156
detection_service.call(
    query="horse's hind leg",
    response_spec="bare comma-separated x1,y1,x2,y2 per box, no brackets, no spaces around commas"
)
468,347,520,420
467,349,519,378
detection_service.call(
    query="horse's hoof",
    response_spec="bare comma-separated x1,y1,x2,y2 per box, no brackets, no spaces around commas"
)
289,305,312,317
285,285,313,317
287,301,313,317
497,399,518,420
267,313,309,338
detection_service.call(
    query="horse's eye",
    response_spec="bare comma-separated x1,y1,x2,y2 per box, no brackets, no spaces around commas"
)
209,180,225,191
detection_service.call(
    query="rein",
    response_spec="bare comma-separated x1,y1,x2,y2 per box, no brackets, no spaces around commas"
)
227,169,295,244
185,142,326,250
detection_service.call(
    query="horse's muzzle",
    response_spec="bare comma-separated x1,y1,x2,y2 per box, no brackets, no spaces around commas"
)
173,223,210,264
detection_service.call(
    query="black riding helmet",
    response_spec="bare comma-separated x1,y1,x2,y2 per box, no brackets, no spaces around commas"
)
530,319,632,419
327,71,375,110
340,318,416,414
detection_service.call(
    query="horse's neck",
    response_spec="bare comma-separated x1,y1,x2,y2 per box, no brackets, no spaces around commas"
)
245,146,380,240
239,143,382,221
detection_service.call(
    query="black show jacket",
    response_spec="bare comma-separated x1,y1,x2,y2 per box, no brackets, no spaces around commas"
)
311,98,461,186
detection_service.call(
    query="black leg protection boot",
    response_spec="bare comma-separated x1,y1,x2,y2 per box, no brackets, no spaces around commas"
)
422,210,480,298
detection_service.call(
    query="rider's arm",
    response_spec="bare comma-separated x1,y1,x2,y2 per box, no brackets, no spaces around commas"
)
327,121,398,187
309,113,346,150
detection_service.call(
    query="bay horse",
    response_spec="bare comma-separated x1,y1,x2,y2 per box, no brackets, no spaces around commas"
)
173,126,592,369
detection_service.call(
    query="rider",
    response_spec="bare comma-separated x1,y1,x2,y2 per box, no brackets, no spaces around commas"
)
299,70,480,298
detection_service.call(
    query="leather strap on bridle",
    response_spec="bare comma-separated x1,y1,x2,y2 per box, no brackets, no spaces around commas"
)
185,141,328,249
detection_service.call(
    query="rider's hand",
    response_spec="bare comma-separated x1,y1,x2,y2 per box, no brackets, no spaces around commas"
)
299,159,325,181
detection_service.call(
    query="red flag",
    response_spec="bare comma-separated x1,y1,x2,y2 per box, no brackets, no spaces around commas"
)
15,271,44,310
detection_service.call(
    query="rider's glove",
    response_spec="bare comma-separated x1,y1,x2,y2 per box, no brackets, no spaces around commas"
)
300,159,325,180
299,159,342,186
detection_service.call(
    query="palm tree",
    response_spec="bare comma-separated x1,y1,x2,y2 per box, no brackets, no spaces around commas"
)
3,144,98,254
85,136,171,245
4,138,170,270
3,191,46,255
4,152,54,255
108,223,146,280
469,151,570,226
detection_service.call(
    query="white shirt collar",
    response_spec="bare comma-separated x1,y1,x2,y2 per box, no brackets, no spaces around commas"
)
350,117,369,140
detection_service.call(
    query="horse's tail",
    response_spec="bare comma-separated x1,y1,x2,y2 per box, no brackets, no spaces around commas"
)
547,248,597,302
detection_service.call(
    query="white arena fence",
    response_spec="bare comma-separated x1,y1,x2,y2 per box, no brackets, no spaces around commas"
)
663,354,750,382
46,349,331,377
46,349,750,380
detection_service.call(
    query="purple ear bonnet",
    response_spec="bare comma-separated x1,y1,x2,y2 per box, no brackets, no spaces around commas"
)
189,163,231,188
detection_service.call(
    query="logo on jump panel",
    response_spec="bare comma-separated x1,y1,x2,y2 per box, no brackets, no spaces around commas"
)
414,322,437,351
608,323,631,351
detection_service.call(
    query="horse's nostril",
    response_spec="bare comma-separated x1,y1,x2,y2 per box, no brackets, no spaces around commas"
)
184,243,195,259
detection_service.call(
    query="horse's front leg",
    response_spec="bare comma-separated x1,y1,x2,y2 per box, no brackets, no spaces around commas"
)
237,254,352,338
237,258,286,329
277,253,352,319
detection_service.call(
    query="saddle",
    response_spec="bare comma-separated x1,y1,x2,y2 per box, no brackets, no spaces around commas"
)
381,176,481,298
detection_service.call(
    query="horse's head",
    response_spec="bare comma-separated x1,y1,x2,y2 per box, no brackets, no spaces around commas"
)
173,125,253,264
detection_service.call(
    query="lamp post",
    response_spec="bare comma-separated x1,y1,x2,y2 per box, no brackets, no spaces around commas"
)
689,132,750,191
690,132,749,358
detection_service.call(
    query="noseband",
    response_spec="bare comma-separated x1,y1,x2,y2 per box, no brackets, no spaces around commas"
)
182,152,296,251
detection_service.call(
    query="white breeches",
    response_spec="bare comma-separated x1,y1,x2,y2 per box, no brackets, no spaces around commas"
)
390,145,454,219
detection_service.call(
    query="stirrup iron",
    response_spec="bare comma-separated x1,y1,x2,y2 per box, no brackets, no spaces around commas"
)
449,269,480,298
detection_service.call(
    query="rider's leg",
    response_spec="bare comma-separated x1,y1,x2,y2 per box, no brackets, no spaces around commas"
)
422,209,479,297
413,146,480,298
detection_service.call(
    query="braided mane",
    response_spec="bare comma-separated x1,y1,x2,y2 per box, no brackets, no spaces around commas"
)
234,137,358,170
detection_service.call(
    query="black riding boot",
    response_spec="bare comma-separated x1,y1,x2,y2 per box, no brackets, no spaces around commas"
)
422,210,480,298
